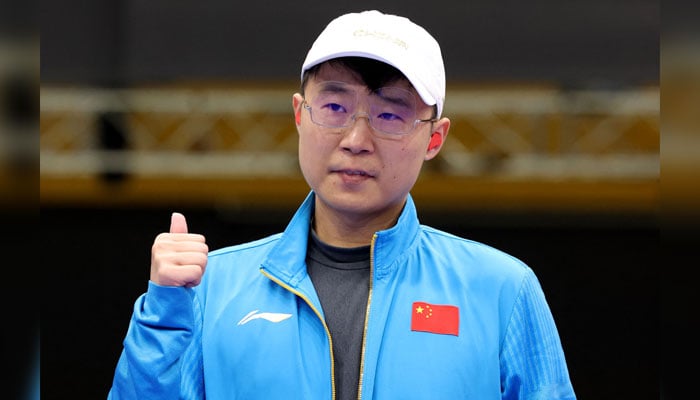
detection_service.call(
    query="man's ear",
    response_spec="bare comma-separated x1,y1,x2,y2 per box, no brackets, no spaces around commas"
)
428,133,442,151
425,118,450,160
292,94,304,126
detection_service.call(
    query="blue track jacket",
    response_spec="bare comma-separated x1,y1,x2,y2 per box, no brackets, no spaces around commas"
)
108,192,576,399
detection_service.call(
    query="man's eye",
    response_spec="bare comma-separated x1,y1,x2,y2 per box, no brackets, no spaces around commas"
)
324,103,347,113
377,112,403,122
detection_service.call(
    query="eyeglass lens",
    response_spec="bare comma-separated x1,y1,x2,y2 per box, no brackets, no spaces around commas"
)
307,81,418,135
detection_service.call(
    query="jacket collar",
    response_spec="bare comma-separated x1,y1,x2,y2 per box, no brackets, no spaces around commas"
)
371,194,421,279
261,191,421,285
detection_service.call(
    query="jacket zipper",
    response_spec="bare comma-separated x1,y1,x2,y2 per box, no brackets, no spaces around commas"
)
260,269,337,400
357,233,377,400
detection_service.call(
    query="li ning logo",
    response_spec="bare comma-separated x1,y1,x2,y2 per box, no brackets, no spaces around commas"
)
237,310,292,326
353,29,408,49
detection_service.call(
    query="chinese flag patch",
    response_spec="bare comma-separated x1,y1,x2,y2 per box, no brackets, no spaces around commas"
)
411,301,459,336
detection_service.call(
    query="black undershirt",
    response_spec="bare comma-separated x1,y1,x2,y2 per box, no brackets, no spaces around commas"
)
306,229,371,400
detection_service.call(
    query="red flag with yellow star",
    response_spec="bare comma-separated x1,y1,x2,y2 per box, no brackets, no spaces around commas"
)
411,301,459,336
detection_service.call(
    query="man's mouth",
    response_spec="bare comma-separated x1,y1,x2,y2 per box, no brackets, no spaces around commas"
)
342,169,370,176
333,168,376,181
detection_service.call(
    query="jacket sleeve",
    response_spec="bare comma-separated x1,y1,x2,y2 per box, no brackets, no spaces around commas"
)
107,282,205,400
500,268,577,400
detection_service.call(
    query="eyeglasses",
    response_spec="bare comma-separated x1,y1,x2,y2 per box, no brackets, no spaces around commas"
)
302,81,437,137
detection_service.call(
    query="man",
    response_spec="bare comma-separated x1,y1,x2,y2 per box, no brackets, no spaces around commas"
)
108,10,576,399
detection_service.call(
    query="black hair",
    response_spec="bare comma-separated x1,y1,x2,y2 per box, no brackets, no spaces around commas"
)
301,57,406,95
301,57,437,118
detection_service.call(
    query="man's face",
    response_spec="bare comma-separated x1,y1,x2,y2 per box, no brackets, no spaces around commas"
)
292,62,449,220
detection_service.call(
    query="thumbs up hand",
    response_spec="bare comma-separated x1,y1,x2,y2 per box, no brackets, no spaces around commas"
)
150,212,208,287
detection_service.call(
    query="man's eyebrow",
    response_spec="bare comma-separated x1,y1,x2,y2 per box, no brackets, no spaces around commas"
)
374,90,413,108
318,82,353,94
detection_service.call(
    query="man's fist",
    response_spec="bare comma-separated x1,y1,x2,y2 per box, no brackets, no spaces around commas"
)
150,212,208,287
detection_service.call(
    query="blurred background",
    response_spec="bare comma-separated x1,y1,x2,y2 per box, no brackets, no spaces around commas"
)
32,0,684,398
1,0,38,399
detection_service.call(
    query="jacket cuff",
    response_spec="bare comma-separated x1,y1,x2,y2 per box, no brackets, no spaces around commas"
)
133,281,195,329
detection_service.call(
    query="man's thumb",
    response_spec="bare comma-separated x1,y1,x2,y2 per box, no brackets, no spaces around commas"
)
170,212,188,234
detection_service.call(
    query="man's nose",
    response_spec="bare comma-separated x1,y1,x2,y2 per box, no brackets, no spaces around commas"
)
341,112,375,153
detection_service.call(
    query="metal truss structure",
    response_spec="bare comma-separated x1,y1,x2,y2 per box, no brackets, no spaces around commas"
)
40,84,659,212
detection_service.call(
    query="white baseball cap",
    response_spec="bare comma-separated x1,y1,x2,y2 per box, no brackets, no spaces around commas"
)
301,10,446,117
